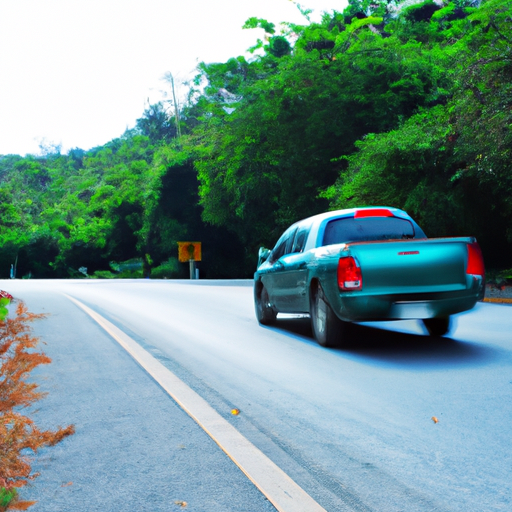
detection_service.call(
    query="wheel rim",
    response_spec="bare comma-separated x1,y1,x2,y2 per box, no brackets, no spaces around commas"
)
312,287,330,342
256,285,274,323
261,287,268,306
315,290,327,335
257,289,264,318
261,287,270,314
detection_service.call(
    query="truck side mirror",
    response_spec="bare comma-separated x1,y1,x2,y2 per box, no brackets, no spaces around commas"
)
257,247,271,267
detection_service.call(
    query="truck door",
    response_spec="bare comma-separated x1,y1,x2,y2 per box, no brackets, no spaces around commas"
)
267,225,310,313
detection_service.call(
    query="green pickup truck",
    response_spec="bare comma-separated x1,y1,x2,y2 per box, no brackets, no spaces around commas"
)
254,207,485,347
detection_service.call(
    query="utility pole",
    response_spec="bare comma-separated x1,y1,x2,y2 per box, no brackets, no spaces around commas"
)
167,72,182,143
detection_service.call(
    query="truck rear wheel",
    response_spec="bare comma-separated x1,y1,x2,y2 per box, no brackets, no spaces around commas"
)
423,317,451,336
310,284,346,348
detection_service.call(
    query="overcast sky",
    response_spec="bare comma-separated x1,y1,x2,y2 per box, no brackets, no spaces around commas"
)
0,0,346,157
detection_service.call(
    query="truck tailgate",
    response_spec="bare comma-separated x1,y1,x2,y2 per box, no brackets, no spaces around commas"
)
348,238,471,295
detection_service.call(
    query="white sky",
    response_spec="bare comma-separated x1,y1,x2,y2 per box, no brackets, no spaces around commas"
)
0,0,346,157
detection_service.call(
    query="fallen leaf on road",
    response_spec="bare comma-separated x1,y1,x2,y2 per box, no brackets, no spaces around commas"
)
61,482,73,487
231,408,240,415
174,500,187,507
9,501,37,510
432,416,439,424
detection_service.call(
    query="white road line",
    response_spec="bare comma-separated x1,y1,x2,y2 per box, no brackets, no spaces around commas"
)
65,294,327,512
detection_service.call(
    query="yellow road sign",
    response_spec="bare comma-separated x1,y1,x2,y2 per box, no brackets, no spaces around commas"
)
178,242,202,262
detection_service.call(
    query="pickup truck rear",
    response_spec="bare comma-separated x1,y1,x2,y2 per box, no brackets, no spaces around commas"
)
254,207,485,347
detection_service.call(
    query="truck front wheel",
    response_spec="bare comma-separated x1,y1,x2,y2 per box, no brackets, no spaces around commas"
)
255,283,277,325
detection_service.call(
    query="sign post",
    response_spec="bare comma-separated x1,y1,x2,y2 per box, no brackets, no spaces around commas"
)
177,242,202,279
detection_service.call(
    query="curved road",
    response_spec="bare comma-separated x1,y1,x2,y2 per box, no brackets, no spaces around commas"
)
4,279,512,511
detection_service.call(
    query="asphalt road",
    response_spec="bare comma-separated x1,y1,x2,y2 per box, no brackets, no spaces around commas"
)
3,279,511,512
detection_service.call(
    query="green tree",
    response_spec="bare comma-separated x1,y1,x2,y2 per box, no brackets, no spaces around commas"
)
192,8,448,268
324,0,512,266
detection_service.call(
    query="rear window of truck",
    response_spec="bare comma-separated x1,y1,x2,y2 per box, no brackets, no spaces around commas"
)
323,217,419,245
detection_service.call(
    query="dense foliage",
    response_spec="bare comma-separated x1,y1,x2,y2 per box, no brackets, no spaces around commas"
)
0,0,510,278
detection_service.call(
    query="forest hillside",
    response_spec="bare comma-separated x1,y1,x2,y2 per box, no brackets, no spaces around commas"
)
1,0,510,280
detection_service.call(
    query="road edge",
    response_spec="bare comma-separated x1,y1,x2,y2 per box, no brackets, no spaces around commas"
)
64,294,327,512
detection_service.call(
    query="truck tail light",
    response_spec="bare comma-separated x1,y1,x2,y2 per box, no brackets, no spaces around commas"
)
338,256,362,291
466,242,485,277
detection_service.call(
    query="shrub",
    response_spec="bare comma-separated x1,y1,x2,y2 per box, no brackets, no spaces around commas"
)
150,258,180,279
90,270,117,279
0,297,75,510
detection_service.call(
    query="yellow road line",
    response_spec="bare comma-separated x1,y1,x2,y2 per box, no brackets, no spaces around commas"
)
65,294,327,512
